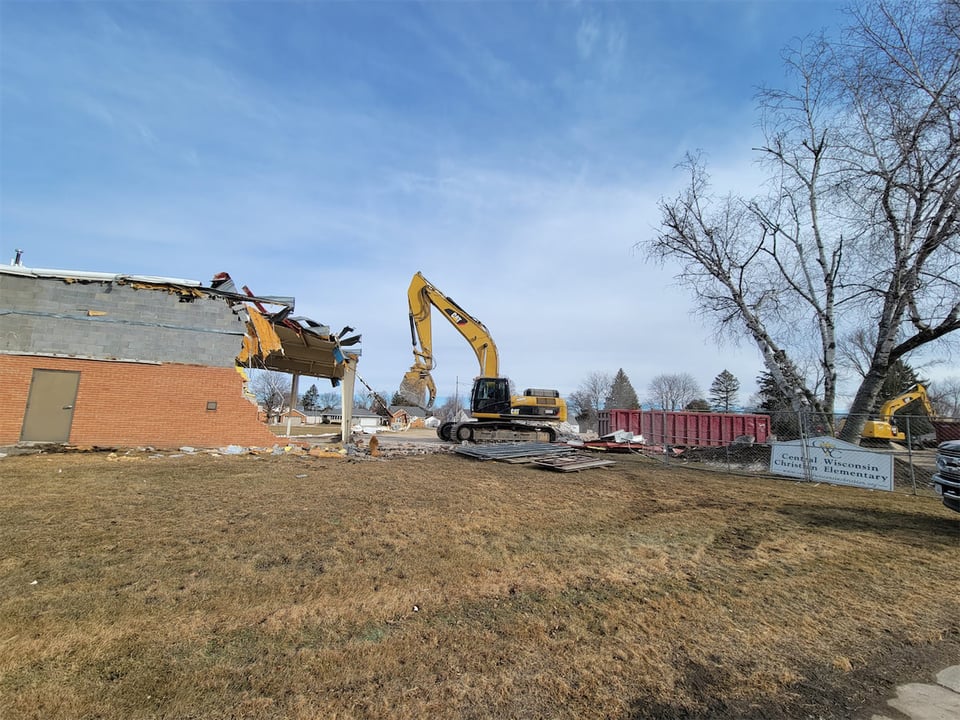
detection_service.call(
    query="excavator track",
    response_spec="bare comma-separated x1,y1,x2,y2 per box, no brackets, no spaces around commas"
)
438,421,556,444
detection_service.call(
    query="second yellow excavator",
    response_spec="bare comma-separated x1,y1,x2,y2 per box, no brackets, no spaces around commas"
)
861,383,936,445
400,272,567,442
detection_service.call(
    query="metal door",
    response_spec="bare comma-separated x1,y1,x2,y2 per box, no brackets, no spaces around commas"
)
20,370,80,443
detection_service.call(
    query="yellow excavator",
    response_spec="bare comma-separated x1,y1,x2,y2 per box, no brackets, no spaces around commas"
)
399,271,567,442
861,383,936,445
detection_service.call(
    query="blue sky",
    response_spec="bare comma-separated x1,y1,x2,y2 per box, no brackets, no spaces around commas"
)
1,0,857,405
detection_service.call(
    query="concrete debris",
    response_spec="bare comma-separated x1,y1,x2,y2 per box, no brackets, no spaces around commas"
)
556,421,582,438
600,430,644,444
309,447,345,458
1,433,453,461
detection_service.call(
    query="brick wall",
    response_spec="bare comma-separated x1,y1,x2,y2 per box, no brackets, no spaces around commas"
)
0,355,278,449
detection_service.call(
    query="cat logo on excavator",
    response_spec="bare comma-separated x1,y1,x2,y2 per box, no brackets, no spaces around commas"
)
444,309,468,325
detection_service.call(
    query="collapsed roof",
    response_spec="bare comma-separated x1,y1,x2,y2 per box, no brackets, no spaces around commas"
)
1,265,361,379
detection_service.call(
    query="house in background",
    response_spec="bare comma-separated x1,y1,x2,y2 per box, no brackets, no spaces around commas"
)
0,263,361,448
349,408,386,431
276,408,309,425
389,404,429,428
280,408,384,431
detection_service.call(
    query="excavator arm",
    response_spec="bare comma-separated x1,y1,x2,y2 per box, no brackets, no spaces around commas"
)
399,271,499,409
877,384,934,421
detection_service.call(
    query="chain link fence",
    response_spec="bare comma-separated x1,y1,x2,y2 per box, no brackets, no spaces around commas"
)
611,409,959,499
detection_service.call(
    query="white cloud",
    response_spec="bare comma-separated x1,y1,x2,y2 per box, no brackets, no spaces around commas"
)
576,17,601,60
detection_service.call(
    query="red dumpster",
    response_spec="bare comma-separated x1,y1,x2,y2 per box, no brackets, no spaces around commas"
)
598,409,771,447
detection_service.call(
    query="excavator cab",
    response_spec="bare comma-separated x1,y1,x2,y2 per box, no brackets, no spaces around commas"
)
471,377,511,415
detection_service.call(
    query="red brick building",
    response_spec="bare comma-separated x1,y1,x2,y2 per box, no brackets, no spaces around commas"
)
0,265,360,449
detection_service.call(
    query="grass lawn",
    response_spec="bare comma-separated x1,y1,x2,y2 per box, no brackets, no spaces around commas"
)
1,450,957,719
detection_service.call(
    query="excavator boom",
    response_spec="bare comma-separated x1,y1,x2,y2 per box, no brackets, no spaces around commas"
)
877,384,934,421
400,272,499,408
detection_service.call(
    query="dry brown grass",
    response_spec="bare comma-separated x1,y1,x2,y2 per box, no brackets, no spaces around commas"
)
1,451,957,719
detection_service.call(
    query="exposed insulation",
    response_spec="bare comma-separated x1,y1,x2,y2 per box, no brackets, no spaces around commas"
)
241,306,284,361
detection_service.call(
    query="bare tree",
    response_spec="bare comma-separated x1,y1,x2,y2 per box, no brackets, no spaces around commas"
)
930,377,960,416
317,391,341,410
568,371,613,432
433,394,468,423
647,373,701,411
249,369,291,422
641,0,960,441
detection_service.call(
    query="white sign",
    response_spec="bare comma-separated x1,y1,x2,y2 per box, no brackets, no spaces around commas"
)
770,436,894,491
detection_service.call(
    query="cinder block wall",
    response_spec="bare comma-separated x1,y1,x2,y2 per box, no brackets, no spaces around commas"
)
0,274,245,366
0,356,278,448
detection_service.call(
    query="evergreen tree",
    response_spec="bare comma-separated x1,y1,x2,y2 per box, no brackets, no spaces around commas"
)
302,384,320,411
685,398,711,412
604,369,640,410
709,370,740,412
876,360,925,408
755,371,800,439
755,371,790,412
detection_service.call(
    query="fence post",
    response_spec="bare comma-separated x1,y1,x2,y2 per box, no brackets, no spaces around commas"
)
662,409,668,464
905,416,917,495
798,408,813,483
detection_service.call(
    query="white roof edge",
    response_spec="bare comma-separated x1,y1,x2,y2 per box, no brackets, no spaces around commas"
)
0,264,202,287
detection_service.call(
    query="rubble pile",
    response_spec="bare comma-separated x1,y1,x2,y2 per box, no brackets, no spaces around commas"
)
1,434,452,462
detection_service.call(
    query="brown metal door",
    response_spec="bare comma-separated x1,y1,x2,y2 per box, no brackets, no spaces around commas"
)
20,370,80,443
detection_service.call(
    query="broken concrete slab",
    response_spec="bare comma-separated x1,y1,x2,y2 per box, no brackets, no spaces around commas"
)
872,665,960,720
937,666,960,693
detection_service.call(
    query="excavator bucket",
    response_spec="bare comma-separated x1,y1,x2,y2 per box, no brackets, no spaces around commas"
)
399,366,437,410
